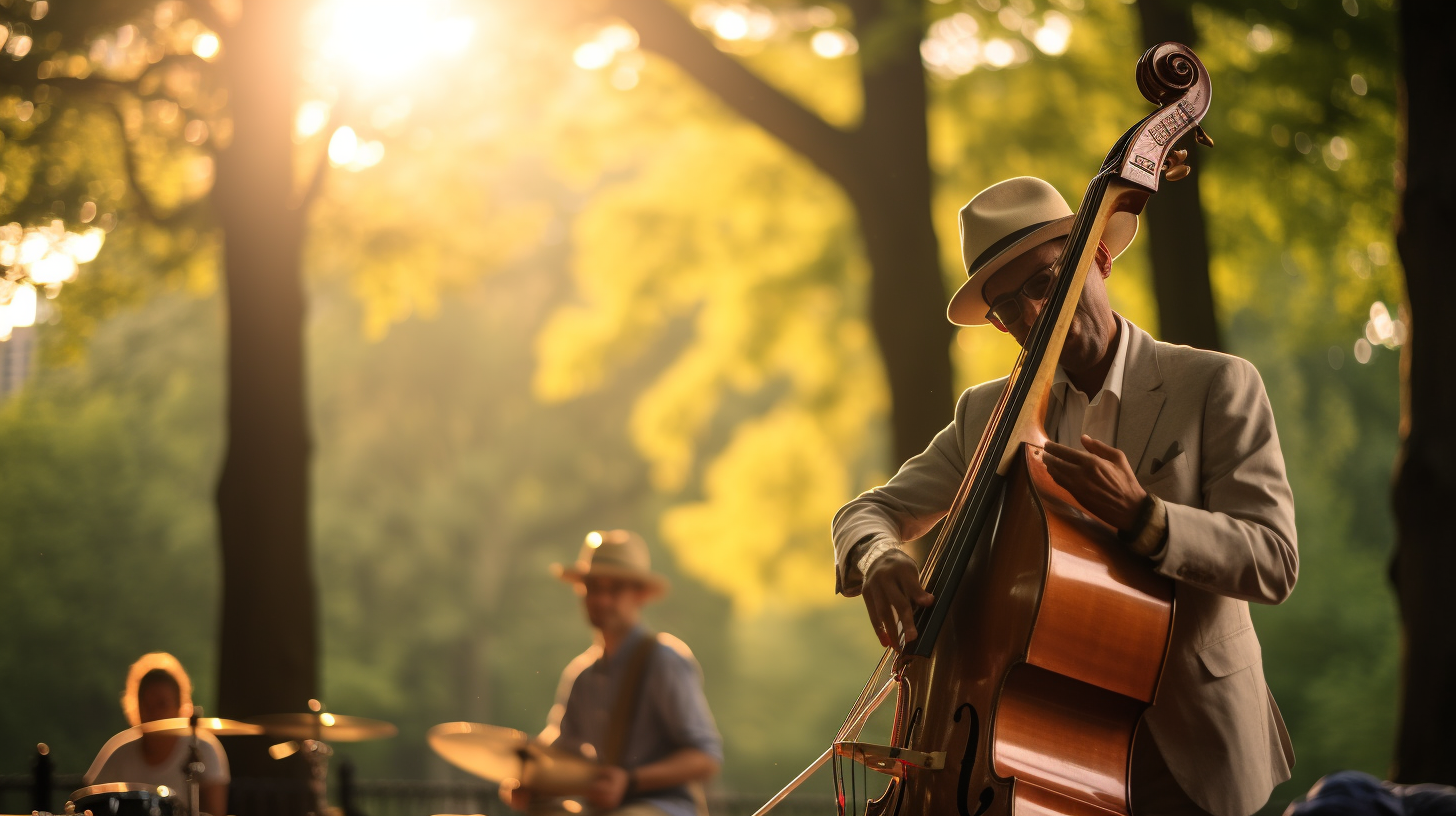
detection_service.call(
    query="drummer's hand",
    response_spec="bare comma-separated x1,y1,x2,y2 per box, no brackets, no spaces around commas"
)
588,766,630,810
862,548,933,650
1043,437,1148,533
499,779,531,812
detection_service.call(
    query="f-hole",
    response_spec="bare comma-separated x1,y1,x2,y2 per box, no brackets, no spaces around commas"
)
902,707,922,748
954,703,993,816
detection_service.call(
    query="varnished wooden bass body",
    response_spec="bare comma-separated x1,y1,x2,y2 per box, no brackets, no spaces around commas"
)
876,444,1174,816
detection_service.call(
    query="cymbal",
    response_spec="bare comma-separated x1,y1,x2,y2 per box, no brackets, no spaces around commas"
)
139,717,265,737
246,712,398,742
90,718,265,768
427,722,597,794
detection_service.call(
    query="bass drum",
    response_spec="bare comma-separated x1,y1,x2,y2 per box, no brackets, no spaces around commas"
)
66,784,176,816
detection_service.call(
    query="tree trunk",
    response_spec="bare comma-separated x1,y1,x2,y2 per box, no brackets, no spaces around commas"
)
1390,0,1456,785
608,0,954,463
851,0,956,464
211,0,318,783
1135,0,1222,351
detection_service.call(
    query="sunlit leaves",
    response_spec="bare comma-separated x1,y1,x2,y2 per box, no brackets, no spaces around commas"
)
662,407,850,611
530,44,886,606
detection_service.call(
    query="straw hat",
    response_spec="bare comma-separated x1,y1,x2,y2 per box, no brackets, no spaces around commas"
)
552,530,669,595
947,176,1138,326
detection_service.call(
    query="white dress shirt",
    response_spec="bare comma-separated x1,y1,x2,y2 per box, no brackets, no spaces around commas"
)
1048,315,1130,449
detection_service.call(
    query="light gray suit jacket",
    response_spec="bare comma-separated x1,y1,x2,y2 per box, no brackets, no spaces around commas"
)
832,321,1297,816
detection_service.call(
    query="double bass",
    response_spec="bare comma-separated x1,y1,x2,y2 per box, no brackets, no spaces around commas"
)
755,41,1213,816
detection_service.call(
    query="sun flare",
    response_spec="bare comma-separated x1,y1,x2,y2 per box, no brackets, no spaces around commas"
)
310,0,475,81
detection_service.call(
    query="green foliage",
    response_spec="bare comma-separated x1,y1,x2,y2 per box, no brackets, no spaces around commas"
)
0,292,222,774
0,0,221,353
1173,2,1406,803
529,52,888,611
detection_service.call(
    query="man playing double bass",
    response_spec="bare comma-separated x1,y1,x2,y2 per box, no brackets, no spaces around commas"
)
833,177,1297,816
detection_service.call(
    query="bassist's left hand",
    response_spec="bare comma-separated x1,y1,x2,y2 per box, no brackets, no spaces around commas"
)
1042,436,1148,533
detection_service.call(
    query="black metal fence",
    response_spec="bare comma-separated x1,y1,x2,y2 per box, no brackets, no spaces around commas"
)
0,773,833,816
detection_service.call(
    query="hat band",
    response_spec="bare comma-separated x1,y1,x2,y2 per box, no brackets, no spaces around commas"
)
968,218,1061,276
580,556,652,573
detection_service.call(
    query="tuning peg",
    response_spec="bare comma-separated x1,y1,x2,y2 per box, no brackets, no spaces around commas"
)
1162,149,1191,181
1194,125,1214,148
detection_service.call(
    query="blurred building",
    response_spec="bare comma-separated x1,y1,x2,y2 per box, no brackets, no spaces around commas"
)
1,326,35,398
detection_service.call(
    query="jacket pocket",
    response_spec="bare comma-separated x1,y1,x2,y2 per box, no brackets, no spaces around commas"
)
1142,450,1188,486
1197,626,1262,677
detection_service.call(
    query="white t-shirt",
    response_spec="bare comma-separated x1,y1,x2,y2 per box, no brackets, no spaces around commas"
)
84,729,230,794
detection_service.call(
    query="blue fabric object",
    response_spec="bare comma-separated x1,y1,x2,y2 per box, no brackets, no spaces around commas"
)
1287,771,1404,816
555,626,723,816
1395,784,1456,816
1287,771,1456,816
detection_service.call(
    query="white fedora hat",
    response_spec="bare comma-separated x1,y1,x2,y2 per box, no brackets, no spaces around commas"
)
947,177,1138,326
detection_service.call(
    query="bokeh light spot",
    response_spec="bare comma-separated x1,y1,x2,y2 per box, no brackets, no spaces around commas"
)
811,29,857,59
328,126,359,165
573,42,612,70
983,38,1016,68
713,9,749,41
296,101,331,140
192,32,221,59
1032,12,1072,55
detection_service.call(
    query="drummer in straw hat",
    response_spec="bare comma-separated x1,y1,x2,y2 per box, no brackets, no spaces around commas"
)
504,530,722,816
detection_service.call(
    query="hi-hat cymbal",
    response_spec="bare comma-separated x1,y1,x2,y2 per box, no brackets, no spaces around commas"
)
246,712,398,742
427,722,597,794
89,719,265,774
139,717,265,737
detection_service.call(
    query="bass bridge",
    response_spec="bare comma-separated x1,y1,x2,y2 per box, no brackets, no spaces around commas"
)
833,741,946,776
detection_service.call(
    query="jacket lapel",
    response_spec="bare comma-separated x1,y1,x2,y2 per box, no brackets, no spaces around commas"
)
1116,321,1165,474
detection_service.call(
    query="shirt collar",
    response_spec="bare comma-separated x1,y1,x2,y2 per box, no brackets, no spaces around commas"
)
1052,314,1130,405
597,624,650,670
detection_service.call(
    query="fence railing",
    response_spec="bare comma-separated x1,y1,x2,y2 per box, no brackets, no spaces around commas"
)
0,773,833,816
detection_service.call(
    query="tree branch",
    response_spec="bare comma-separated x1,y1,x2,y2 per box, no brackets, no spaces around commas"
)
290,92,358,211
106,101,207,228
188,0,233,34
292,143,331,212
107,102,163,223
604,0,862,192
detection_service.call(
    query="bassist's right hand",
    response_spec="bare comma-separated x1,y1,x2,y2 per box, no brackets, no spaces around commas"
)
862,548,935,650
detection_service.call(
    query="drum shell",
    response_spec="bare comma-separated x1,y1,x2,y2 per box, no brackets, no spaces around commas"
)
67,784,175,816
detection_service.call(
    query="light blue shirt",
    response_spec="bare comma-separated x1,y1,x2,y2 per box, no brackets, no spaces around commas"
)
553,626,723,816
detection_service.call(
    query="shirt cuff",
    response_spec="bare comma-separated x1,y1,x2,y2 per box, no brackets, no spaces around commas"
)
1121,495,1169,558
857,538,895,576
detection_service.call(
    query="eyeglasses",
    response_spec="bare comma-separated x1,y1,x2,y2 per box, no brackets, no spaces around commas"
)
985,267,1057,332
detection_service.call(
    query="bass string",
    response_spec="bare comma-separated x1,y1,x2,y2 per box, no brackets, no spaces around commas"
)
836,166,1121,754
835,649,894,742
912,170,1115,635
838,751,850,816
902,100,1154,633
